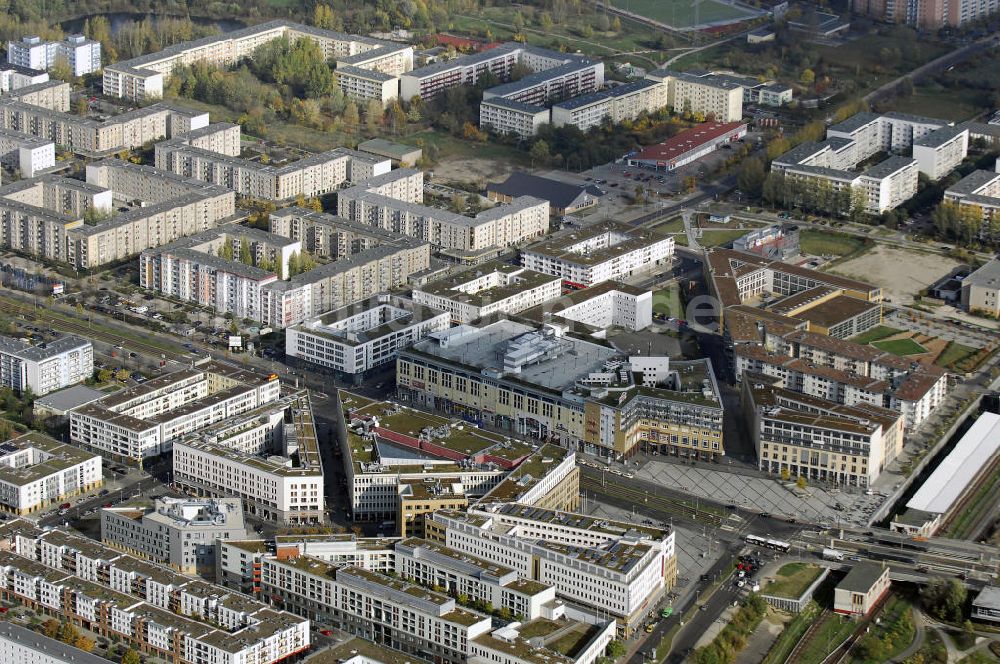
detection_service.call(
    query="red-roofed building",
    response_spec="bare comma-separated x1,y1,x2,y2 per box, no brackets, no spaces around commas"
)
433,33,502,52
627,121,747,171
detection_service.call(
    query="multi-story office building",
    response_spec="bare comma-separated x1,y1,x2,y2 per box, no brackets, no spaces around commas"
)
338,169,550,254
172,391,324,524
742,372,905,487
0,62,48,92
551,79,669,131
412,261,563,323
103,21,412,103
70,360,282,462
397,321,724,460
0,432,102,515
7,35,101,76
286,295,450,377
0,334,92,395
429,504,677,635
960,257,1000,317
155,141,389,201
644,68,744,122
7,525,310,664
101,497,249,575
520,221,675,288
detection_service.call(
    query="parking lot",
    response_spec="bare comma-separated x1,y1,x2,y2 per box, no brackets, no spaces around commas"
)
637,461,890,528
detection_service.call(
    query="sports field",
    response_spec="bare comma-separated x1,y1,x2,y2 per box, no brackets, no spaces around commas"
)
612,0,755,28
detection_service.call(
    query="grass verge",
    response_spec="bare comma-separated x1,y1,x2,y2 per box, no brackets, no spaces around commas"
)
872,338,928,356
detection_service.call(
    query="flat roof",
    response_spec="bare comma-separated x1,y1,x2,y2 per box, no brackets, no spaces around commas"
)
33,384,105,412
837,561,887,593
790,295,881,329
521,220,670,267
906,412,1000,515
631,122,746,163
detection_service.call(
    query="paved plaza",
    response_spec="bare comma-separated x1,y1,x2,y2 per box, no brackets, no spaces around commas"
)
637,461,890,528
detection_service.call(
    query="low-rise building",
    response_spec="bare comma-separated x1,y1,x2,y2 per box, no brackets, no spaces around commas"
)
412,261,562,323
101,497,249,575
972,586,1000,623
286,295,450,378
0,432,102,515
833,562,890,617
961,258,1000,317
358,138,422,166
626,121,747,171
515,282,654,334
487,172,603,217
520,220,674,288
0,334,92,396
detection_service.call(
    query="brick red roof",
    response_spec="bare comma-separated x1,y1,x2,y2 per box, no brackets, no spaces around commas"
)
632,121,746,164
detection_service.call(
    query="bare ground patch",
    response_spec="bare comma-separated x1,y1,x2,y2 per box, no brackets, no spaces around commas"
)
432,157,515,185
826,245,961,304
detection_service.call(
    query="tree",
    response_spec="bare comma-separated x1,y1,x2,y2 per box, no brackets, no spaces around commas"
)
288,251,301,276
799,68,816,85
540,12,554,30
97,369,113,383
121,649,142,664
606,640,627,659
921,577,966,622
780,467,791,481
217,242,234,261
42,619,61,639
313,4,336,29
612,16,622,32
737,157,766,200
239,235,252,265
529,140,551,167
365,99,384,133
450,194,467,213
115,369,130,382
74,96,88,116
74,636,95,652
343,101,360,130
796,475,807,489
58,622,79,644
50,54,74,82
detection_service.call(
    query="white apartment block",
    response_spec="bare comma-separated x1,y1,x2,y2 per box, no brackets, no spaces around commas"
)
103,20,411,101
155,141,387,201
412,262,562,323
286,295,451,376
0,432,101,515
9,526,310,664
645,68,744,122
259,555,491,664
0,127,54,177
101,497,248,575
430,503,677,635
335,65,400,106
551,79,668,131
402,43,595,102
479,98,550,138
395,537,559,621
70,360,282,461
177,121,242,156
913,126,969,180
525,282,654,333
945,170,1000,236
7,35,101,76
338,169,550,253
172,391,324,524
0,334,92,396
0,63,48,92
520,220,675,287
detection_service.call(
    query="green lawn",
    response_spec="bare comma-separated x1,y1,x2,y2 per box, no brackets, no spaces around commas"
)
799,230,868,258
611,0,755,28
880,87,984,123
698,229,748,248
674,233,689,246
797,613,858,664
402,129,528,166
849,325,903,345
762,563,823,600
652,284,684,318
935,341,978,369
872,338,928,356
651,216,686,233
